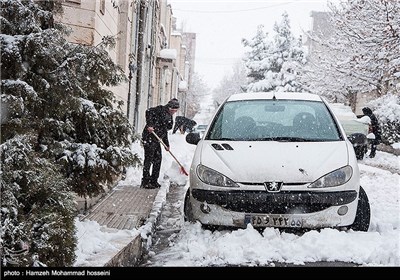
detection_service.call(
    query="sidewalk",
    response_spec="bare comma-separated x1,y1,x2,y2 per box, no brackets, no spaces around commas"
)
80,184,166,267
377,143,400,156
75,133,192,267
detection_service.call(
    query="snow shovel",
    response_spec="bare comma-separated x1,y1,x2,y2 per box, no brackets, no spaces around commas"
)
151,131,189,176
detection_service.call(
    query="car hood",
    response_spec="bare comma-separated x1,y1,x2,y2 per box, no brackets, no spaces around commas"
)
199,141,349,183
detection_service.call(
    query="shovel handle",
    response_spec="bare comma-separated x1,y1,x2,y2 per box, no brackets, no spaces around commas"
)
151,131,168,150
151,131,188,176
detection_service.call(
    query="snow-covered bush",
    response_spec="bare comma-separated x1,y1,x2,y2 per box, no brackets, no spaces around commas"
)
1,0,140,266
368,93,400,145
1,134,77,266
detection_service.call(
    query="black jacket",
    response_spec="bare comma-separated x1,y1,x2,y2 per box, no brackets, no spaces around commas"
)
142,105,173,146
173,116,197,133
363,108,382,141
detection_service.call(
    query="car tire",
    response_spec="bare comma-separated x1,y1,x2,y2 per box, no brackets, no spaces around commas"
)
183,190,195,223
349,186,370,232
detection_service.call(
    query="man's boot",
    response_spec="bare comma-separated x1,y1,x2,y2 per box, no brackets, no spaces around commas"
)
150,179,161,188
369,152,375,158
369,145,377,158
140,178,150,188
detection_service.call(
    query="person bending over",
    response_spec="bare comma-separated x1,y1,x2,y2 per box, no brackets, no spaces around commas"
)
140,98,180,188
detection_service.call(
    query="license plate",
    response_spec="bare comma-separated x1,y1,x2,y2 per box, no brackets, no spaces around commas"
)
245,214,302,228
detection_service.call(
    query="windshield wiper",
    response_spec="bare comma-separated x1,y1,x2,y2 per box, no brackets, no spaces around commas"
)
273,137,308,142
212,137,327,142
215,137,235,141
252,137,275,141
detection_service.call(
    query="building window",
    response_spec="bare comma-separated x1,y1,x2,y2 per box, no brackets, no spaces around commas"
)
100,0,105,15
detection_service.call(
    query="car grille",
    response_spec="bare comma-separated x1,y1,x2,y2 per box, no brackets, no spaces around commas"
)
191,189,357,214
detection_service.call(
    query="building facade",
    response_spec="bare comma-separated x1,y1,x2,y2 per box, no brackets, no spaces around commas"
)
56,0,196,134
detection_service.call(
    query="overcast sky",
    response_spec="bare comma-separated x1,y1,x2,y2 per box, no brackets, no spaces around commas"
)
167,0,334,89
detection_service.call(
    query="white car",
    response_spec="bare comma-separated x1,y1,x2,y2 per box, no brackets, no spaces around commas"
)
184,92,370,232
330,103,370,160
193,124,208,137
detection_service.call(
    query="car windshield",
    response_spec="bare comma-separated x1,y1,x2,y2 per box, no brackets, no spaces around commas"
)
207,99,342,141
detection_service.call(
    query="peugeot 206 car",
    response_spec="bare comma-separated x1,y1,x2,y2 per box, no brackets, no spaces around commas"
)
184,92,370,232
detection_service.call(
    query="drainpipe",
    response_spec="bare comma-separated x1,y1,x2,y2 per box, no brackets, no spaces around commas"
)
126,61,136,122
134,0,147,130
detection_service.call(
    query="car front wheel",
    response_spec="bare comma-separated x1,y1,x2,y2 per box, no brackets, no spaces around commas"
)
349,186,370,232
183,190,194,222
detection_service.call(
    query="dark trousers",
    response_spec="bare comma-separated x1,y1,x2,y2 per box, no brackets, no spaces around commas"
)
142,141,162,184
370,139,379,156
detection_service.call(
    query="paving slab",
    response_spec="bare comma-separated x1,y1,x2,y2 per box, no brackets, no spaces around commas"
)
84,186,159,230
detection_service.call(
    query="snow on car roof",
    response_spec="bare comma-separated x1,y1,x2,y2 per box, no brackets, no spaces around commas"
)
330,103,357,120
329,103,370,124
226,92,322,102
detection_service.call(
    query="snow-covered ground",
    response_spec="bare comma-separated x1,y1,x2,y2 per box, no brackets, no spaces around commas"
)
74,94,399,267
75,129,399,266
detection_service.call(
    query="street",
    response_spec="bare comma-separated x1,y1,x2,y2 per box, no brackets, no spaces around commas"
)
139,151,399,267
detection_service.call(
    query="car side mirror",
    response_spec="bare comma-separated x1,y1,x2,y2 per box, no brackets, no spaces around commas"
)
186,132,201,145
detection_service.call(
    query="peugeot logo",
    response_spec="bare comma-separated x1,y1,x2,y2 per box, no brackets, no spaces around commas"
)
264,181,283,192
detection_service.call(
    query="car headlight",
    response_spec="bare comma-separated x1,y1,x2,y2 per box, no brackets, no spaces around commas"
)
308,165,353,188
196,165,239,188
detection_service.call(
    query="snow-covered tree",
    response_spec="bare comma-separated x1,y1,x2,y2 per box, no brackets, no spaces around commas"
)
185,73,209,119
1,0,140,266
213,60,248,107
301,0,400,145
242,12,308,92
302,0,400,101
241,24,270,84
